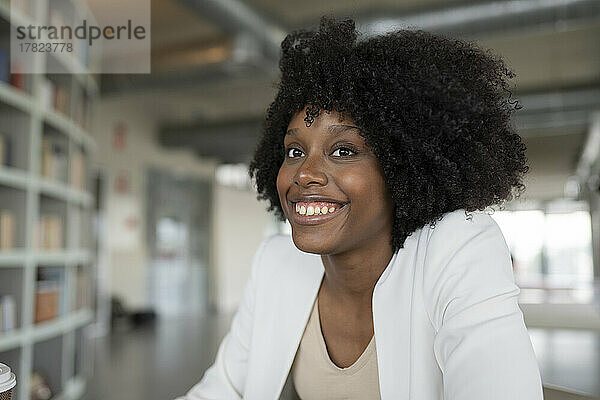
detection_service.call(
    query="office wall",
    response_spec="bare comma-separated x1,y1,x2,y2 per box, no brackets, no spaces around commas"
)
212,184,275,313
91,97,216,309
91,96,276,315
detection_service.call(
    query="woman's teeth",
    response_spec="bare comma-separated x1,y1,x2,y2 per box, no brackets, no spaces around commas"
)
294,202,340,216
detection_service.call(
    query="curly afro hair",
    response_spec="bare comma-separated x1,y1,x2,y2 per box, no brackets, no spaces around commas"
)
248,16,529,253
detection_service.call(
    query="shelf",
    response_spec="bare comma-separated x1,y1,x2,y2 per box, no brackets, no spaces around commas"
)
32,309,92,343
0,249,27,266
70,189,93,209
0,85,96,155
37,178,94,208
0,328,23,352
0,166,29,190
0,171,94,208
33,250,92,266
0,81,34,114
0,2,98,398
47,51,91,80
0,86,96,156
43,108,96,153
0,309,92,353
0,0,37,29
0,250,92,267
0,166,95,206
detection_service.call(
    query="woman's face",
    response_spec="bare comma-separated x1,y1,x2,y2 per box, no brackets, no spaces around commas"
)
277,108,395,255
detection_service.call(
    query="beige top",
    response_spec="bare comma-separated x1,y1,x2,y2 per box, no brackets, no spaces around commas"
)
290,297,382,400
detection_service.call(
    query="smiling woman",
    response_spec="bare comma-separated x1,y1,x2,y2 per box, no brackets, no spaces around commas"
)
175,16,543,400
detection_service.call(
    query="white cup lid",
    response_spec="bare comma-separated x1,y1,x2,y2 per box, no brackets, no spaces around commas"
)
0,363,17,392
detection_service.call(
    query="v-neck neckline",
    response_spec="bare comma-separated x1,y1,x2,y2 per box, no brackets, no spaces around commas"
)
313,297,375,374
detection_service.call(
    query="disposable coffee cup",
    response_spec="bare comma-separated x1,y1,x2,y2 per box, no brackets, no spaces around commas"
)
0,363,16,400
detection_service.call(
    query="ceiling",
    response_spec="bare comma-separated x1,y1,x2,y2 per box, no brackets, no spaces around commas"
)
98,0,600,203
243,0,472,28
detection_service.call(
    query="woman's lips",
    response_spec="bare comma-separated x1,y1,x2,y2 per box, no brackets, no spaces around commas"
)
288,201,348,226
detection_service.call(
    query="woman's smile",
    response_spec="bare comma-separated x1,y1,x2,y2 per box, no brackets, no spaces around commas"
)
288,199,349,225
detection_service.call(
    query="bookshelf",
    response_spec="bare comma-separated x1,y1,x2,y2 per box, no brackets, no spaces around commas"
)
0,0,98,399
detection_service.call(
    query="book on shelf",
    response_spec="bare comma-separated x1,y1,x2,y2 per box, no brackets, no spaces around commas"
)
73,94,88,129
35,214,64,249
12,0,34,19
0,47,26,91
40,78,55,110
39,77,70,115
0,132,12,166
34,282,59,323
71,148,85,190
75,268,88,310
10,62,26,91
35,268,65,323
54,84,70,115
0,294,16,332
41,136,68,181
0,209,16,250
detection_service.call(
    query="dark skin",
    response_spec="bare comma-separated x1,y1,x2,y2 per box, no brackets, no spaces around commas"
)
276,107,395,368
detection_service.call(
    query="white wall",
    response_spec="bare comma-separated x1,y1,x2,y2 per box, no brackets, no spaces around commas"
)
213,185,275,313
92,96,215,309
91,95,277,314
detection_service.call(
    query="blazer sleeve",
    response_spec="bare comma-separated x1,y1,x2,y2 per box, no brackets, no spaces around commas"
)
173,235,272,400
423,210,543,400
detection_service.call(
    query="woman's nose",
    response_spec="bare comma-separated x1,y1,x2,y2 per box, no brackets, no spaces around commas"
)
294,154,328,187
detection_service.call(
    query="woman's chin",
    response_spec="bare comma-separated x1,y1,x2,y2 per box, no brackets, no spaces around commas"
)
290,232,335,255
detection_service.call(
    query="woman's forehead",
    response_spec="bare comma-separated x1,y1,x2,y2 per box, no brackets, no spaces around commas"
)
286,124,361,138
287,108,356,130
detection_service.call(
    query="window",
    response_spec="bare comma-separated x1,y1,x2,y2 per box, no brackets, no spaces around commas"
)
491,202,594,304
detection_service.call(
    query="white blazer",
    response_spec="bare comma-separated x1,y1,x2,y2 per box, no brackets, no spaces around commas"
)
176,209,544,400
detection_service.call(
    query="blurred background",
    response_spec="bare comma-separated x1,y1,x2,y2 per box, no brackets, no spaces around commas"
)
0,0,599,399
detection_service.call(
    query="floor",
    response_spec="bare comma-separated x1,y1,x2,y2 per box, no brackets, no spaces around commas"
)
81,313,600,400
529,328,600,399
81,312,233,400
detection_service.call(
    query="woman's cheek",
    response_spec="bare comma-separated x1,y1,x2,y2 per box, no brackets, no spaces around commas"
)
337,170,365,198
276,167,291,206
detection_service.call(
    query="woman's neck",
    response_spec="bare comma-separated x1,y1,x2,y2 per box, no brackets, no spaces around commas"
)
319,237,394,308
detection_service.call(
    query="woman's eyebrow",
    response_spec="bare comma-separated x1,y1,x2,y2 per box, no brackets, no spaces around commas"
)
285,124,361,136
327,124,361,135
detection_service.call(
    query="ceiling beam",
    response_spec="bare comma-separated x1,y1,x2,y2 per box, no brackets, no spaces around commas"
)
176,0,286,63
514,85,600,133
359,0,600,38
158,86,600,163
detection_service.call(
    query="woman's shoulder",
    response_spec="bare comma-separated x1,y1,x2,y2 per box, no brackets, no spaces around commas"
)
431,207,498,230
424,208,504,250
421,208,515,329
423,207,509,264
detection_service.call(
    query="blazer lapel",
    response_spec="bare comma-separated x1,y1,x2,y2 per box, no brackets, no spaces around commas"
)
244,249,324,400
372,246,415,399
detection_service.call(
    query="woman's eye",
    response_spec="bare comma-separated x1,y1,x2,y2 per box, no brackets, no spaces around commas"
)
286,147,304,158
331,147,356,157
